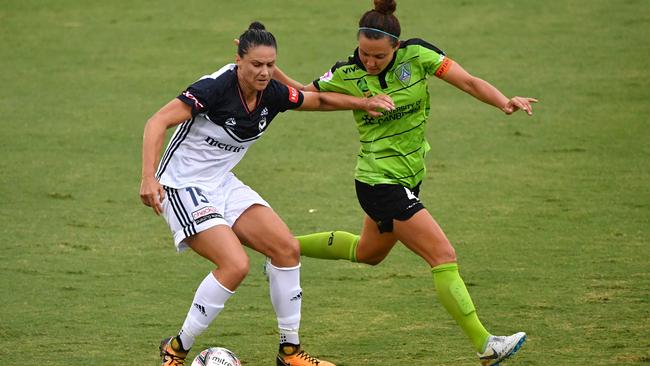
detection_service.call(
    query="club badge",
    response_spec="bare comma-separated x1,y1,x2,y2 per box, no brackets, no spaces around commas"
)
395,62,412,86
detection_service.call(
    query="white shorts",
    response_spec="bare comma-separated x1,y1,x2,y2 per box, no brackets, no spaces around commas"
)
161,172,270,251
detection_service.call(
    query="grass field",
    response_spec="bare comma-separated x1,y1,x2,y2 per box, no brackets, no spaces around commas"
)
1,0,649,365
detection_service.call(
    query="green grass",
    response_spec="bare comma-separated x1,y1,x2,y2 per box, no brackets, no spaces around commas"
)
1,0,649,365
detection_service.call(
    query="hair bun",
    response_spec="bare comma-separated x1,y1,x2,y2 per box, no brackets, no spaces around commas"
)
374,0,396,15
248,21,266,30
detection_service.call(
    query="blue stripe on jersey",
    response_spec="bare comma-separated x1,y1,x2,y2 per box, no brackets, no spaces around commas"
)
155,118,195,179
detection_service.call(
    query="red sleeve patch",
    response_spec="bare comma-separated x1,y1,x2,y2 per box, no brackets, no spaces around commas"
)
434,57,453,78
288,86,299,104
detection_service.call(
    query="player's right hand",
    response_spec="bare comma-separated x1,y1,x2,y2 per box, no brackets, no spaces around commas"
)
139,176,165,215
502,96,538,116
365,94,395,117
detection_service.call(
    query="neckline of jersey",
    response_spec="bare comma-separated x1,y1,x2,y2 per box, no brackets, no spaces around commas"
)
234,66,264,114
352,47,399,89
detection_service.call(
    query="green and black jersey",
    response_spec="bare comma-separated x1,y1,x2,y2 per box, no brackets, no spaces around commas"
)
313,38,453,189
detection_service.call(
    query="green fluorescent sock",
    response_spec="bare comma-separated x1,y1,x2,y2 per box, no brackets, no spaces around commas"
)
432,263,491,352
296,231,358,262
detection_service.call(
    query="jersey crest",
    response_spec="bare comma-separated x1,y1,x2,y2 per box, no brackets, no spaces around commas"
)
395,62,412,86
258,107,269,131
258,117,267,131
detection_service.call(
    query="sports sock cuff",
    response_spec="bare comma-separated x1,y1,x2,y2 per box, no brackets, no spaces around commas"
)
349,234,360,262
480,335,492,352
209,272,236,294
431,262,459,273
266,260,301,271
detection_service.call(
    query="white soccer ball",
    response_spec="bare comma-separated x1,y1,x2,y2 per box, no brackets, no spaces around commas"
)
191,347,241,366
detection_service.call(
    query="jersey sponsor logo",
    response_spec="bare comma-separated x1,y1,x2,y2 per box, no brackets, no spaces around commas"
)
191,206,223,225
319,69,334,82
361,100,423,124
395,62,412,86
225,117,236,126
435,57,453,78
288,86,299,103
205,136,245,153
182,91,204,110
341,65,359,74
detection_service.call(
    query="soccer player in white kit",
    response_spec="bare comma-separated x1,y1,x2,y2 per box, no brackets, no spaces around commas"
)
139,22,394,366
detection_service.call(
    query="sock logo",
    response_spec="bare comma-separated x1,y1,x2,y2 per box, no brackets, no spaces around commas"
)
327,232,335,246
290,291,302,302
194,302,207,316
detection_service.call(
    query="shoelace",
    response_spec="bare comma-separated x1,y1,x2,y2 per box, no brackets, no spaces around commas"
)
295,350,320,365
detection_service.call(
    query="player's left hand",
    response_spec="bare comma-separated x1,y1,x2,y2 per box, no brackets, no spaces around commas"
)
365,94,395,117
502,96,538,116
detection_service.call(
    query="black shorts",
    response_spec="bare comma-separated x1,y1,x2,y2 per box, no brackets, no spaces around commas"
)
355,180,425,233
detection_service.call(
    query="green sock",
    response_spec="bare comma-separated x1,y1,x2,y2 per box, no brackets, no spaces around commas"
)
296,231,358,262
432,263,490,352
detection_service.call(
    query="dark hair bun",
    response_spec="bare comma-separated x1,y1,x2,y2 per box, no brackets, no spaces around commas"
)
374,0,396,15
248,21,266,30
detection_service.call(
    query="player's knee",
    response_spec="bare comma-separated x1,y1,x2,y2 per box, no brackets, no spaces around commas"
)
226,256,250,282
429,241,457,266
440,241,457,262
267,237,300,264
356,251,388,266
360,257,384,266
445,249,457,263
355,239,392,265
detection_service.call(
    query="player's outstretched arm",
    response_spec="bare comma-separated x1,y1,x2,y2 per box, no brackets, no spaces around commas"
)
272,65,317,91
298,92,394,117
441,61,538,116
140,99,192,215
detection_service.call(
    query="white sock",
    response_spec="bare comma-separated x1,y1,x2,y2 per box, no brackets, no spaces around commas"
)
266,260,302,345
177,272,234,350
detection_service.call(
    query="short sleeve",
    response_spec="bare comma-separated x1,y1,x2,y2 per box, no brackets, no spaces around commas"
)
312,62,353,94
416,41,454,79
177,77,221,116
267,80,304,112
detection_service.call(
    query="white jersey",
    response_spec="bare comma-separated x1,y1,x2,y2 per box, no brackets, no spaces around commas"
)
156,64,304,191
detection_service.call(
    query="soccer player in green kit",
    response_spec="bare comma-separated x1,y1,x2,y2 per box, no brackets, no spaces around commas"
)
272,0,537,365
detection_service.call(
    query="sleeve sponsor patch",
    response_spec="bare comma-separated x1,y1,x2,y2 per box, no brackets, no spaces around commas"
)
434,57,453,78
319,69,334,82
288,86,299,103
182,91,205,110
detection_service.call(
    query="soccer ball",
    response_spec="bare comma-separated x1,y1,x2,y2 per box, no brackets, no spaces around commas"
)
191,347,241,366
